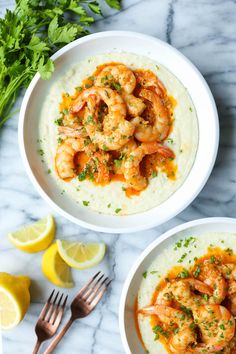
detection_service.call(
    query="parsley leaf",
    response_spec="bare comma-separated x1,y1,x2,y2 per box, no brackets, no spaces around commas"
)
105,0,122,10
48,16,78,44
89,1,102,15
0,0,122,128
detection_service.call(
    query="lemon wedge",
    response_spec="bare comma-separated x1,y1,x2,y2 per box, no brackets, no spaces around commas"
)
0,273,30,330
42,243,74,288
57,240,106,270
8,215,55,253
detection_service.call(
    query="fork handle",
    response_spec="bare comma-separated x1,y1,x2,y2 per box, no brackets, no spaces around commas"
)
32,340,42,354
44,318,74,354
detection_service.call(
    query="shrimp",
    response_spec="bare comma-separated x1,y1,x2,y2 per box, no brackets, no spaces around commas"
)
55,137,95,180
58,126,87,138
154,283,173,306
131,89,171,142
196,260,227,304
134,69,166,96
96,64,136,94
193,305,235,351
71,87,135,150
220,264,236,315
113,139,137,175
86,151,111,184
220,263,236,294
225,293,236,316
62,112,83,129
95,64,146,117
123,142,174,191
140,305,196,352
171,279,213,310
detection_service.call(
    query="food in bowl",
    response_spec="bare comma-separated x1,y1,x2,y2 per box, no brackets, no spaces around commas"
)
137,232,236,353
39,52,198,215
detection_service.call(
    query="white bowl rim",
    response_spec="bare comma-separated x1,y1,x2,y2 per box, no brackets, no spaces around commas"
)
119,217,236,353
18,30,219,233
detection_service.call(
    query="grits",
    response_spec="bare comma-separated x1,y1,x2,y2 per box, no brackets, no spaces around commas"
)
38,52,198,215
137,232,236,353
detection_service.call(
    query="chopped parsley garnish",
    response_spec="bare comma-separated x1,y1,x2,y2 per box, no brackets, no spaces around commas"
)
84,138,91,146
114,159,122,168
226,267,232,276
210,255,216,264
54,118,63,126
87,116,94,123
184,237,196,247
177,269,189,278
174,237,196,251
102,145,109,151
63,109,69,115
202,293,209,301
189,107,193,112
225,248,233,255
177,253,187,263
78,171,87,181
167,138,174,144
38,149,44,156
47,169,51,174
112,82,121,91
180,305,193,318
151,171,157,178
115,208,122,214
142,271,147,279
193,265,201,278
82,200,89,206
107,203,111,208
152,325,169,339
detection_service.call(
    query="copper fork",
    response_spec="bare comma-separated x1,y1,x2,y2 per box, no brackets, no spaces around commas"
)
32,290,68,354
44,272,111,354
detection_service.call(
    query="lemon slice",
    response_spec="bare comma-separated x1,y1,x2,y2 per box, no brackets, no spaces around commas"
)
57,240,106,270
42,243,74,288
8,215,55,253
0,273,30,330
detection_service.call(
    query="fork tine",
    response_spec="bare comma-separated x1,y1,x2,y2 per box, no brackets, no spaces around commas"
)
39,289,55,320
53,295,68,327
89,280,111,308
81,274,105,300
72,271,101,301
86,276,108,303
45,291,59,322
49,293,64,325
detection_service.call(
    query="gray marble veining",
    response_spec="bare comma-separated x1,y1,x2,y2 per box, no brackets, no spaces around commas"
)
0,0,236,353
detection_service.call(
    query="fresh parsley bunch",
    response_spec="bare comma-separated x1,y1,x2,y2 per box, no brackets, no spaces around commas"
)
0,0,121,128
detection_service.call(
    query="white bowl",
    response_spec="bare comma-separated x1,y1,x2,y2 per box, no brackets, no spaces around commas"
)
119,217,236,353
19,31,219,233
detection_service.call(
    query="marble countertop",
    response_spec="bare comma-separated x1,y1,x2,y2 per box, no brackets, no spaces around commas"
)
0,0,235,353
